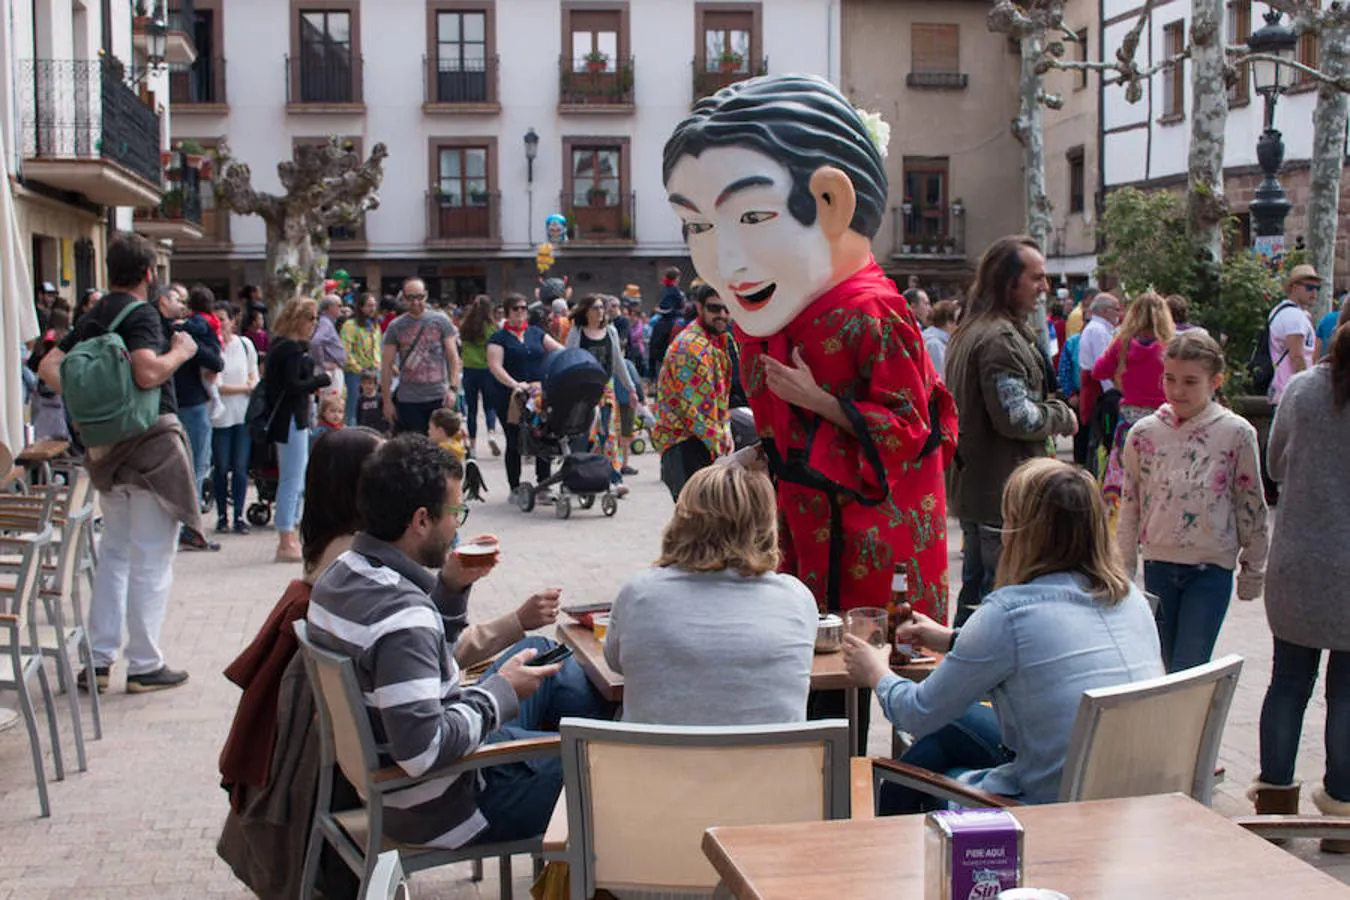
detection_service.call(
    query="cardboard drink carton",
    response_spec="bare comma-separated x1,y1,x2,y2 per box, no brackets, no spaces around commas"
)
925,809,1024,900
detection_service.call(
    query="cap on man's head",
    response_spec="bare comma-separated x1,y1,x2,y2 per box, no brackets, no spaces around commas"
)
1285,263,1321,291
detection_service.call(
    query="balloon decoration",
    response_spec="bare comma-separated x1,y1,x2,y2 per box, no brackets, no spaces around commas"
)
545,214,568,244
536,242,556,274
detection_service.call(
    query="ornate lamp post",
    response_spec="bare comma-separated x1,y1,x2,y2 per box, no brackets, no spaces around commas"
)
524,127,539,243
1246,11,1299,251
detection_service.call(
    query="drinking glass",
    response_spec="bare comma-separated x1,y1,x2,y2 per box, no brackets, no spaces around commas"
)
593,615,610,645
845,607,888,648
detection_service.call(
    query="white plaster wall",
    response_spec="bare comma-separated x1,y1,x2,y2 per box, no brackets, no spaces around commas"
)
180,0,839,258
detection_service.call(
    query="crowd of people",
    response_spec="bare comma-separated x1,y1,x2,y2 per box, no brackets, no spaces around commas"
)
15,214,1350,893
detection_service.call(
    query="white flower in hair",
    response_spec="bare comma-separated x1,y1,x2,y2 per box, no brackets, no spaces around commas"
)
856,109,891,158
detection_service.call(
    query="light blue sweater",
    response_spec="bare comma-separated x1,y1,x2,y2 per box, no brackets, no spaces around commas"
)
604,567,818,726
876,571,1163,803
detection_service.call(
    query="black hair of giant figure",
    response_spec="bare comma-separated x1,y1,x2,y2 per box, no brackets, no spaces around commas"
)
662,73,888,240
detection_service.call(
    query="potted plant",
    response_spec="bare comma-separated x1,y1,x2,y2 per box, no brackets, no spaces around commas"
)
586,186,610,206
718,50,745,74
584,50,609,73
178,139,207,171
469,188,490,206
160,187,185,218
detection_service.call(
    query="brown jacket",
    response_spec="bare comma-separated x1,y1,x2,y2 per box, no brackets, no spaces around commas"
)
945,314,1074,523
85,414,201,530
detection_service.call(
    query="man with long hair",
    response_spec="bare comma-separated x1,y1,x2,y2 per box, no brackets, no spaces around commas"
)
944,236,1077,626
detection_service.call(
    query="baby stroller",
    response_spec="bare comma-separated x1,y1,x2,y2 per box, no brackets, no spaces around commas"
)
628,405,656,456
514,348,619,520
245,439,279,526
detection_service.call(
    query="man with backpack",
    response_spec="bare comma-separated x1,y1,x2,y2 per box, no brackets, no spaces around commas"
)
37,232,200,694
1265,265,1320,406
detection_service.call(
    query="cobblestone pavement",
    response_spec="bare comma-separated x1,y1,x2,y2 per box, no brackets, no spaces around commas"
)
0,447,1345,898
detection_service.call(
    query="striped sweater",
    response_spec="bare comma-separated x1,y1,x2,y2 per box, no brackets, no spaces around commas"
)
307,532,519,848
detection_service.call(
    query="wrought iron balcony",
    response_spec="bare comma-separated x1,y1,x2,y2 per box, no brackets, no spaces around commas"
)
423,54,499,107
906,71,969,90
559,55,635,109
560,190,635,243
426,191,501,243
286,53,364,107
134,1,197,66
891,204,967,259
692,55,768,102
170,56,226,106
136,153,204,240
18,58,164,207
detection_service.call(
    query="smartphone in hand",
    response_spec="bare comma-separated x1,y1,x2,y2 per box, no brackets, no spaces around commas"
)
525,645,573,667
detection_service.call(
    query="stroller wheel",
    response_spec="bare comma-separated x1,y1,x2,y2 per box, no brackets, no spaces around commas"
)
630,437,647,455
516,482,536,513
601,494,618,517
577,495,595,510
247,503,271,527
555,497,572,520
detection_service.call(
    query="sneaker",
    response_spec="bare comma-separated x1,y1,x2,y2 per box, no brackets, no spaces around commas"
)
215,518,230,535
77,666,110,694
620,465,639,476
488,435,502,456
180,527,221,552
232,520,251,535
126,666,189,693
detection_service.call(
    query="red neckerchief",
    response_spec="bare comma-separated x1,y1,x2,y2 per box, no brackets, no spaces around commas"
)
503,321,528,338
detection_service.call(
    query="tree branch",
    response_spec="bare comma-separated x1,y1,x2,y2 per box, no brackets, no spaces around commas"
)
1229,50,1350,90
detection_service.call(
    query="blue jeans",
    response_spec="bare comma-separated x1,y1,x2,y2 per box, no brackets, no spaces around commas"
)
343,371,363,425
472,636,617,844
878,703,1011,815
461,368,498,440
179,402,213,496
1145,561,1234,673
955,521,1002,626
1259,637,1350,801
274,416,309,532
211,424,251,524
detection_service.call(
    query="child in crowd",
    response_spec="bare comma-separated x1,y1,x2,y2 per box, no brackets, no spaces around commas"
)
311,396,344,446
428,407,467,461
354,370,389,433
1117,331,1270,673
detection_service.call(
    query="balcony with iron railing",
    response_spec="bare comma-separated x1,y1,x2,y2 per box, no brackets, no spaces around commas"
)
18,58,164,208
426,191,501,245
905,71,969,90
170,56,226,110
560,190,636,244
133,1,197,66
890,201,968,260
423,55,500,111
135,151,204,240
692,55,768,103
286,53,364,111
558,55,635,112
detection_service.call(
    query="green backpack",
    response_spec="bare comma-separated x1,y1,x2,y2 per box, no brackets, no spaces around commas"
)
60,299,162,447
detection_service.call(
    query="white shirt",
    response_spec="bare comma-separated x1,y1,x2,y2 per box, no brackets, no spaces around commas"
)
1269,301,1315,405
211,335,259,428
1078,315,1116,392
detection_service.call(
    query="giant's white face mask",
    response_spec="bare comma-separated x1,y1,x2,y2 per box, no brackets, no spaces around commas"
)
666,146,834,337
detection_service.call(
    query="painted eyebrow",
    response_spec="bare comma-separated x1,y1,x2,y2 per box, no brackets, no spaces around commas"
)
668,193,700,212
715,176,775,209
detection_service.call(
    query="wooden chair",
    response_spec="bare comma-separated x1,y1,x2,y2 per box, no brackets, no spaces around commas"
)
0,527,63,817
551,717,852,899
293,621,560,900
867,655,1245,811
362,851,410,900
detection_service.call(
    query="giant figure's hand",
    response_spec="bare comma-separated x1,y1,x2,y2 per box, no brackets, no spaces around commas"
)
764,347,830,415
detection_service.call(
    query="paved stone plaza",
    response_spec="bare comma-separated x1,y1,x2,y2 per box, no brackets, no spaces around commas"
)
0,450,1346,898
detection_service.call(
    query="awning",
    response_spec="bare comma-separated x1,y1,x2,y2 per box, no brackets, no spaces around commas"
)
2,127,39,458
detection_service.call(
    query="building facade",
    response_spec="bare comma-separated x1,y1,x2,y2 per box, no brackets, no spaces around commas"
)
167,0,841,307
841,0,1026,299
1103,0,1347,288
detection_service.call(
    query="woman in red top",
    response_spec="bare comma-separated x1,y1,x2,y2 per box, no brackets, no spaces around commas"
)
1091,290,1175,530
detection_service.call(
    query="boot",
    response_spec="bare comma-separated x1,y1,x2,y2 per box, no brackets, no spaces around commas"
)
1312,786,1350,854
1247,780,1300,845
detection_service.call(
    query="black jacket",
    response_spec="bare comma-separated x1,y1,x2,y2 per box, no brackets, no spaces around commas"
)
172,313,225,409
263,338,330,443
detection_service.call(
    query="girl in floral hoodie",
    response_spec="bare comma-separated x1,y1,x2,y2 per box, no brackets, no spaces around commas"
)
1118,331,1270,673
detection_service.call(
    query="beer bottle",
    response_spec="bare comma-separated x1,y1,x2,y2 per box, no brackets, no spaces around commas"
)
891,561,914,665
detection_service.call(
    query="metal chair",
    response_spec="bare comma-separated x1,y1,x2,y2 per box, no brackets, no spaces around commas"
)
552,717,852,899
867,654,1245,810
362,851,410,900
293,621,560,900
0,527,62,816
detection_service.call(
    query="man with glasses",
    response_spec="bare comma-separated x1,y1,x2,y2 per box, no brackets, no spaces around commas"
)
380,277,461,435
652,283,735,499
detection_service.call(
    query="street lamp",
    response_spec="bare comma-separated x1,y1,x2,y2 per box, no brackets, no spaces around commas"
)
524,127,539,243
1247,10,1299,248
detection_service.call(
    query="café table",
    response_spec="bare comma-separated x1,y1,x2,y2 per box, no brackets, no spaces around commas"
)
555,619,938,755
702,792,1350,899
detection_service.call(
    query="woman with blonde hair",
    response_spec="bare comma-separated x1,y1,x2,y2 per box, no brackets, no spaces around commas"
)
264,297,331,562
844,458,1163,812
1091,290,1176,527
603,465,818,726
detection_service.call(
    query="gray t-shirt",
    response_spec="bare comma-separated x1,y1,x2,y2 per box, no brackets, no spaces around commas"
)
383,311,457,403
603,567,818,726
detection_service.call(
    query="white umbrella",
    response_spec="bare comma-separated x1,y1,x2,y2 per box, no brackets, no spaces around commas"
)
1,125,38,458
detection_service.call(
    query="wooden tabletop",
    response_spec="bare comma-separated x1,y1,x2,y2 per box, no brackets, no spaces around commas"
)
555,620,939,704
703,793,1350,899
16,440,69,463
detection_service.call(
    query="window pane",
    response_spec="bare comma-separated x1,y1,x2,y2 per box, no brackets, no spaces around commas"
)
440,150,461,178
463,12,485,42
597,31,617,61
328,12,350,44
465,149,486,178
573,149,593,177
572,31,591,67
466,179,488,200
731,29,750,64
596,149,618,178
463,43,485,64
438,12,460,43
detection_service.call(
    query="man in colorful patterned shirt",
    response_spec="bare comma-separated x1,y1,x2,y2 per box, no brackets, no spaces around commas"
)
652,283,734,500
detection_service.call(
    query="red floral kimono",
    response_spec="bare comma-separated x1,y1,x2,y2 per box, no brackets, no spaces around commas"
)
738,260,958,624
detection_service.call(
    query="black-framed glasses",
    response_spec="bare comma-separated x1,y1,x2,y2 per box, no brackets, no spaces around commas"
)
445,503,470,526
406,292,428,301
509,304,528,312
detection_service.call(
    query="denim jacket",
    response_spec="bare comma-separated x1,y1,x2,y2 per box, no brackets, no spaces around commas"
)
875,571,1163,803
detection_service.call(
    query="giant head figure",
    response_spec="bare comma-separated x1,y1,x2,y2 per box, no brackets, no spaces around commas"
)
663,74,889,337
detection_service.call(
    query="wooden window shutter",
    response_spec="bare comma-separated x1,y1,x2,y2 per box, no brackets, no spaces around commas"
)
911,23,959,74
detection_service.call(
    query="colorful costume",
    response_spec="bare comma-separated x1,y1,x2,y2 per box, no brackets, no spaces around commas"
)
651,319,734,460
739,261,956,623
